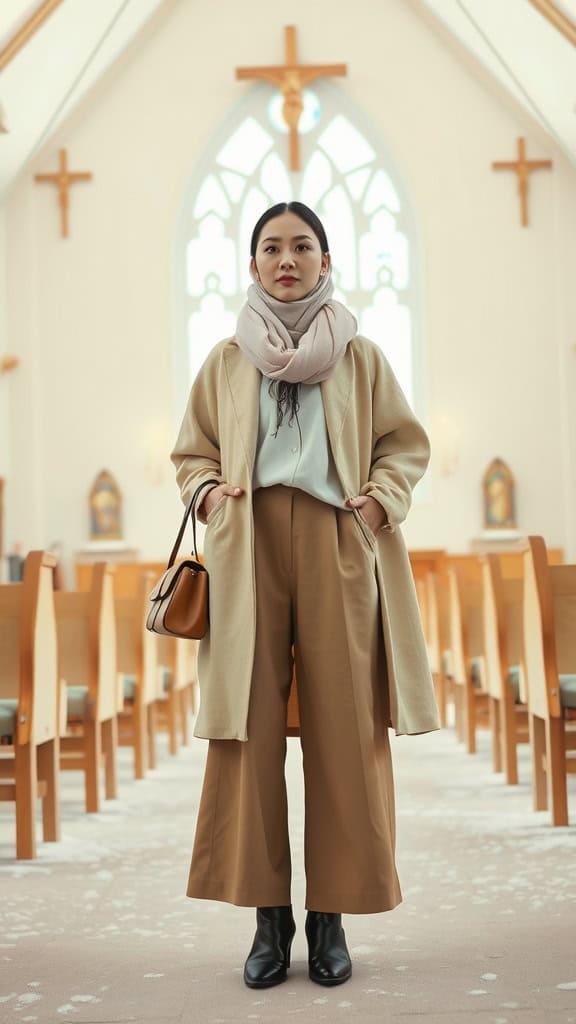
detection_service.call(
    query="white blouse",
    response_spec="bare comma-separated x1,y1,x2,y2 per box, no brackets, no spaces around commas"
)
252,377,346,509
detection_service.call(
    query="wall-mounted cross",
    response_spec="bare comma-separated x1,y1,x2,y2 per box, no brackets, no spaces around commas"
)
236,26,347,171
0,356,19,374
492,137,553,227
34,148,93,238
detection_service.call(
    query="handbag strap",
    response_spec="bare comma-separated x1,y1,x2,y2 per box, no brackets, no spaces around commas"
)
168,478,221,568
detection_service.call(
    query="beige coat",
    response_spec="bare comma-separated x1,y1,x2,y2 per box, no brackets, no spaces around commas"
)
171,336,440,740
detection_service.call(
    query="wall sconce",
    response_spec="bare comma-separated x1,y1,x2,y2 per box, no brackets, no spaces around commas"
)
432,414,461,477
143,421,172,486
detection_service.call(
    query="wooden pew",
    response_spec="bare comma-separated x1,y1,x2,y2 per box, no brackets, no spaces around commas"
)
115,574,159,779
155,636,197,755
409,551,449,726
76,560,170,598
423,570,451,728
0,551,60,858
523,536,576,825
446,555,490,754
55,563,119,812
481,554,528,783
76,561,194,761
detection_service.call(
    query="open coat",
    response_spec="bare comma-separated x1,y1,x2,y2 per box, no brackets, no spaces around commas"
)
171,336,440,740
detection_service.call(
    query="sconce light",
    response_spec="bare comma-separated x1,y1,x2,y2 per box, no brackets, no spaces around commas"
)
143,421,172,485
432,414,461,477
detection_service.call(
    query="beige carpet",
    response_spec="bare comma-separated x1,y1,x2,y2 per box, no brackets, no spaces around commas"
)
1,719,575,1024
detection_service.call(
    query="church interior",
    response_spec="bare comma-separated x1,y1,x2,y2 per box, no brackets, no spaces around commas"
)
1,0,575,1020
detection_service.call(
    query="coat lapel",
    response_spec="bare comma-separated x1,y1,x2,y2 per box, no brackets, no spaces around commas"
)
223,341,353,481
223,343,260,475
321,347,354,464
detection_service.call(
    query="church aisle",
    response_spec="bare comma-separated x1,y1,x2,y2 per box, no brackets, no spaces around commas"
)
1,723,575,1024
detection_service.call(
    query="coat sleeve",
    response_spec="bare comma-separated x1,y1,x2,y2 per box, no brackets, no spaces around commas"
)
170,348,225,522
360,345,430,532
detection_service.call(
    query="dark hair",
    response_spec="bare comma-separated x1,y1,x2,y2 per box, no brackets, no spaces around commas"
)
250,202,329,435
250,201,329,257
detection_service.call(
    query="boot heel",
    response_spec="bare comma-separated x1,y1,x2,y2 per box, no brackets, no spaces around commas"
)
244,907,296,989
306,911,352,986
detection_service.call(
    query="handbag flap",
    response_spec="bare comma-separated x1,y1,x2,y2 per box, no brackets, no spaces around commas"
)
149,560,205,602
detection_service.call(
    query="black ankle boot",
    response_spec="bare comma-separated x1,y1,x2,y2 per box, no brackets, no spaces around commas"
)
243,906,296,989
305,911,352,986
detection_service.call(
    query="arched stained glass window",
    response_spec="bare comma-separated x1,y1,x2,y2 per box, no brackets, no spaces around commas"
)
175,82,425,424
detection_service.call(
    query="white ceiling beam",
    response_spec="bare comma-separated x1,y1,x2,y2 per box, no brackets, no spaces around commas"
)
527,0,576,47
0,0,64,73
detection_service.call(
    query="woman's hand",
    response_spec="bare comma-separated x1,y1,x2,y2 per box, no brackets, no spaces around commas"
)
202,483,244,518
345,494,388,534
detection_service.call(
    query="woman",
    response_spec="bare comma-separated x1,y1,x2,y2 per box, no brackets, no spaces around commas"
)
171,201,439,989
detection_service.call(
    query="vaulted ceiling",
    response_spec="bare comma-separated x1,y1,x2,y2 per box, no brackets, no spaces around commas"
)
0,0,575,199
0,0,165,197
419,0,576,166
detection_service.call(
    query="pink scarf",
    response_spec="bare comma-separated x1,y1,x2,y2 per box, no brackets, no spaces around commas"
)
235,269,357,384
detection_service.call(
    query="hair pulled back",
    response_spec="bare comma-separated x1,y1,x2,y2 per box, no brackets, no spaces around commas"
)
250,201,329,257
250,202,330,435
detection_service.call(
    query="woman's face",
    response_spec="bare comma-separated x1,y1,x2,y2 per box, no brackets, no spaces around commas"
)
251,211,330,302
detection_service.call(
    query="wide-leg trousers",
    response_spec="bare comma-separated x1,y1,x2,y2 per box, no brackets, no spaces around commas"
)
187,486,402,914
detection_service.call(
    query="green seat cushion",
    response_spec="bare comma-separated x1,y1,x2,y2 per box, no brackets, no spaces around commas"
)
560,675,576,711
508,664,521,703
160,666,172,694
470,656,484,688
0,699,18,740
66,685,89,719
122,674,136,700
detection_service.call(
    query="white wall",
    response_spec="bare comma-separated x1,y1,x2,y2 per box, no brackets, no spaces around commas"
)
0,205,13,580
4,0,576,577
0,206,7,467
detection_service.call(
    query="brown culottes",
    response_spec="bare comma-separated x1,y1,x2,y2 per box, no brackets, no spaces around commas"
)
187,486,402,915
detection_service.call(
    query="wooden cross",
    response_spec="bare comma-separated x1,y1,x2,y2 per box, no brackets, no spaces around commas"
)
236,26,347,171
492,137,552,227
34,148,93,238
0,356,20,374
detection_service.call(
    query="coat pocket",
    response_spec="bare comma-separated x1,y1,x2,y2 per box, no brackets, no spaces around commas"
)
206,495,227,526
351,507,377,552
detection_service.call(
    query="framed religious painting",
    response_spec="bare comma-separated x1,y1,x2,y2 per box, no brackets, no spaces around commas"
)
482,459,516,530
89,470,122,541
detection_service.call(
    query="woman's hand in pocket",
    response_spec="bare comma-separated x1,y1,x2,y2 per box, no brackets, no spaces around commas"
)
345,495,387,534
202,483,243,519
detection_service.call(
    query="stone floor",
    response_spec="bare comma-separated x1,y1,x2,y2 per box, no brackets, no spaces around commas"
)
1,719,575,1024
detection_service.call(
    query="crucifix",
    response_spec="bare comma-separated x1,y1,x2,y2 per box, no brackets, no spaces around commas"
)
34,148,93,238
236,26,347,171
492,137,553,227
0,355,19,374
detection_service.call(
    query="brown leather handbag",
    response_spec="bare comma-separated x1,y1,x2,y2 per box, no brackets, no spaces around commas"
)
146,478,220,640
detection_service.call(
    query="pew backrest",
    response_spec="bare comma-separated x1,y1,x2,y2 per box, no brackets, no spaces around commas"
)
482,555,524,701
54,563,118,721
523,536,576,719
447,555,484,686
115,574,158,706
0,551,58,745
